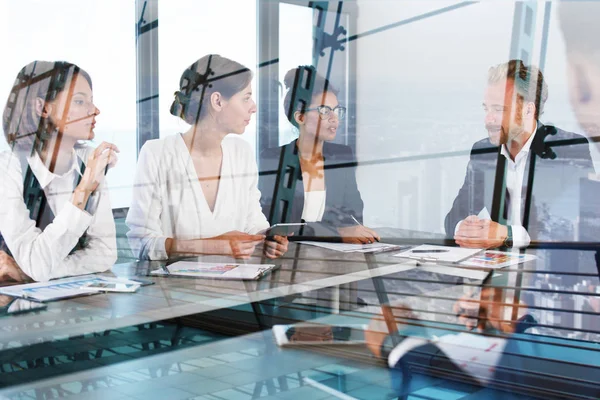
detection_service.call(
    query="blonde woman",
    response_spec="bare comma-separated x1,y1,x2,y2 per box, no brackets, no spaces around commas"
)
0,61,118,282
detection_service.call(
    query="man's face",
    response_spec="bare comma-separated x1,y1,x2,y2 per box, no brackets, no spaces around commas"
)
483,78,526,146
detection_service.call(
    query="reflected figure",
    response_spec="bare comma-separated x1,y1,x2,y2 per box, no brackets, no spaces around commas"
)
363,275,600,399
0,61,118,282
259,67,379,243
126,55,288,260
365,289,553,399
560,2,600,151
560,2,600,278
445,60,594,248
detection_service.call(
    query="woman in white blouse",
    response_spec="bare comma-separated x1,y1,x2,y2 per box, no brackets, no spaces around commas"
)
0,61,119,282
126,55,288,260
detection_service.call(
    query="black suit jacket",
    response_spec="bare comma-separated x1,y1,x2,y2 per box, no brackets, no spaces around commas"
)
444,123,594,243
258,139,364,238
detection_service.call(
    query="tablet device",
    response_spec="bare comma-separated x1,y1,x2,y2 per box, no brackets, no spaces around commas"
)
273,324,367,346
265,223,307,237
126,278,155,286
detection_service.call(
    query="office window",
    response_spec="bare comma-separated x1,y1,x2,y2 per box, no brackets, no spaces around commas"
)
158,0,258,155
278,3,313,146
0,0,136,208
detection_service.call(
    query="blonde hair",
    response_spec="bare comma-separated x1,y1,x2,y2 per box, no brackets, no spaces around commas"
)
2,60,91,153
488,60,548,119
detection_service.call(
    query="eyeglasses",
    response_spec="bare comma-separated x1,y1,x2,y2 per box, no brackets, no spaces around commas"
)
304,105,347,120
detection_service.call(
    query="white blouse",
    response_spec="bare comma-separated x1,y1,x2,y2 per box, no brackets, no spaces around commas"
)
301,190,326,222
0,146,117,282
126,134,269,260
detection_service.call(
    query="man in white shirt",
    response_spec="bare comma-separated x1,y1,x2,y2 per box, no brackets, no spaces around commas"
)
445,59,594,248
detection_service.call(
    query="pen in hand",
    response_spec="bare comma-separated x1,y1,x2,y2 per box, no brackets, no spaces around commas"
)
410,249,449,253
349,215,380,242
104,148,110,176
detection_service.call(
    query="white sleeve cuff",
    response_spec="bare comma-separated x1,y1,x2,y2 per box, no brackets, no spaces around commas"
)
454,221,462,235
511,225,531,248
141,236,169,260
54,201,93,239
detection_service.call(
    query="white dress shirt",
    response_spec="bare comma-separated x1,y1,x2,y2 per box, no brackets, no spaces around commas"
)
126,134,270,260
301,190,326,222
455,126,536,248
0,146,117,282
499,125,537,248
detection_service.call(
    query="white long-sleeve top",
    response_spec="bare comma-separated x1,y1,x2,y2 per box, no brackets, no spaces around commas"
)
126,134,269,260
0,146,117,282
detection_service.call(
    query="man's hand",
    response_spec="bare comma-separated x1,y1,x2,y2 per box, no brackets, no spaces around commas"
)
365,304,416,359
453,286,521,334
454,215,508,248
0,251,30,283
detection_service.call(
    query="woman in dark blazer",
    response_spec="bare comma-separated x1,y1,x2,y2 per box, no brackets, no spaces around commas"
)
259,67,379,243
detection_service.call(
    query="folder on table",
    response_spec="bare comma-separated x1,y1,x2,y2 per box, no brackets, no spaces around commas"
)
150,261,278,280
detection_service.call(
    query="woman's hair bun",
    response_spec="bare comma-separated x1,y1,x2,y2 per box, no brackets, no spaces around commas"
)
283,68,298,90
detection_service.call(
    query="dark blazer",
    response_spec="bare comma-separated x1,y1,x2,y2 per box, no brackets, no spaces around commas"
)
258,139,364,238
444,123,594,243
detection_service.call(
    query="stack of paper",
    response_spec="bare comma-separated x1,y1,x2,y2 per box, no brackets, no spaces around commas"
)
459,250,537,269
394,245,483,263
0,276,141,302
297,241,407,254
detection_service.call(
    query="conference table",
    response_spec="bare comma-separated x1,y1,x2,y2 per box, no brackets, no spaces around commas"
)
0,238,598,399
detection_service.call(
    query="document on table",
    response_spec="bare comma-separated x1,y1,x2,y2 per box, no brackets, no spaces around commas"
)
150,261,278,280
459,250,537,269
0,276,141,302
388,333,507,386
434,333,507,385
297,241,408,253
393,244,483,263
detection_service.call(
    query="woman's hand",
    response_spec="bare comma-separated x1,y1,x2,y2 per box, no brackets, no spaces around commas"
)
72,142,119,209
0,251,30,283
212,231,265,259
337,225,380,244
263,235,289,259
77,142,120,193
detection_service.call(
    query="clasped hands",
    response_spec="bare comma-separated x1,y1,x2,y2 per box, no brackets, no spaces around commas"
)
454,215,508,249
365,289,521,360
